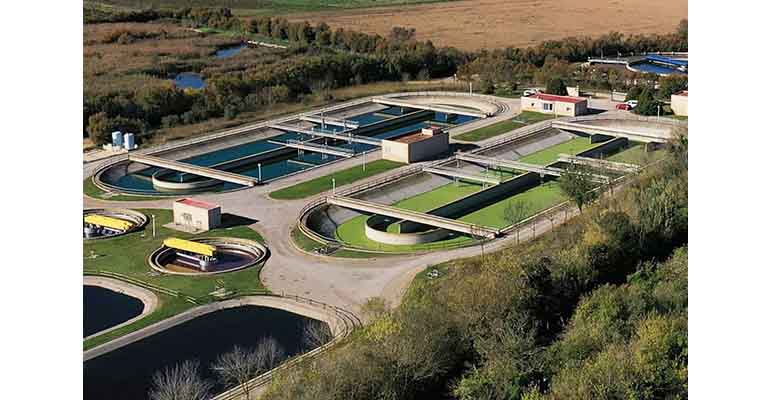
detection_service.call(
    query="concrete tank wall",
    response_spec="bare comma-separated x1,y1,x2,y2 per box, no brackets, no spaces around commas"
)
364,215,450,245
577,137,629,159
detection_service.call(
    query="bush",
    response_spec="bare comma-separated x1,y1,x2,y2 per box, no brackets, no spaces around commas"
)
545,77,568,95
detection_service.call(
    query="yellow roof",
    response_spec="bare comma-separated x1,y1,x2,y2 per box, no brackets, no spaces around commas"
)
163,238,216,257
84,215,133,231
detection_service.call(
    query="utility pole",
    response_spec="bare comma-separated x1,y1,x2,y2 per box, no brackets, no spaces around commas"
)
152,214,156,238
258,163,262,182
362,151,366,171
332,178,336,195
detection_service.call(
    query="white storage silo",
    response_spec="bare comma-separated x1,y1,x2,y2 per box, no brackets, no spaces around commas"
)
112,131,123,148
124,133,136,150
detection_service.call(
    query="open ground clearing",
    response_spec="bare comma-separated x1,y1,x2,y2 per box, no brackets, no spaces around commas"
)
287,0,688,50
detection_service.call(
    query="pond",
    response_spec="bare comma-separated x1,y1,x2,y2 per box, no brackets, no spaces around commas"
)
83,305,329,400
215,44,247,59
84,285,144,338
173,72,206,89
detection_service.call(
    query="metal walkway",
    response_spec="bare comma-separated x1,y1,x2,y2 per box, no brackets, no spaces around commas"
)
128,154,258,186
423,166,501,185
299,116,359,129
270,140,355,158
557,154,641,173
455,153,564,177
327,196,500,239
372,97,489,118
456,153,609,183
552,121,671,143
269,124,381,146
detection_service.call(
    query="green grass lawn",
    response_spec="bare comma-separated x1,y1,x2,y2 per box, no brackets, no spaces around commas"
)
459,181,566,228
83,209,267,349
606,143,667,165
514,111,558,124
390,181,483,212
454,119,526,142
335,181,483,251
454,111,555,142
270,159,403,200
518,137,597,166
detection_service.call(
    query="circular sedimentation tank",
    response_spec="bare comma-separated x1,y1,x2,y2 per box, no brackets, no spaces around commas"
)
83,209,147,240
148,237,269,276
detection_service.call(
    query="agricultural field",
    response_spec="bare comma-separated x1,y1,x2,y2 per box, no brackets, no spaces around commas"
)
287,0,688,50
98,0,454,15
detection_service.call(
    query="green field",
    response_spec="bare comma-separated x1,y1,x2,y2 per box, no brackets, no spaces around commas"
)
83,209,266,349
514,111,558,124
270,159,403,200
607,143,667,165
454,119,526,142
454,111,555,142
518,137,597,166
333,174,568,252
459,181,565,228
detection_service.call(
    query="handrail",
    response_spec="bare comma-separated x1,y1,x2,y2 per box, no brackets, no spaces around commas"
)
211,293,361,400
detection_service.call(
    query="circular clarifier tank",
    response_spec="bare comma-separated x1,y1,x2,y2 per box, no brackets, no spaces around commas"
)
83,209,147,240
148,237,269,276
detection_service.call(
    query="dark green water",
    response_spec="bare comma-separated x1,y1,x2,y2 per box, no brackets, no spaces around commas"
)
83,305,327,400
84,285,144,338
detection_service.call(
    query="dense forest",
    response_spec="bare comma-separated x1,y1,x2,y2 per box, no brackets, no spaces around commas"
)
260,134,688,399
83,5,687,145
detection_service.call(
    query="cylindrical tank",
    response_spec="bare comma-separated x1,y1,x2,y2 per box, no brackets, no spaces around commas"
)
112,131,123,148
124,133,135,150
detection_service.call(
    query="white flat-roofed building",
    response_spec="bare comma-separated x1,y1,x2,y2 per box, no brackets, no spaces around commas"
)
173,198,221,232
521,93,589,117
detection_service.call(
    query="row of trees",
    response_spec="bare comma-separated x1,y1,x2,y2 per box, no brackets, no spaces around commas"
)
260,133,688,399
83,8,686,144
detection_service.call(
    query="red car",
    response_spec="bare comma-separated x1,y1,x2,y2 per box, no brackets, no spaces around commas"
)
615,103,632,110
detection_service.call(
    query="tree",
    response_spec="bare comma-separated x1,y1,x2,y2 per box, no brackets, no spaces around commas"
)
545,77,567,95
503,200,530,244
658,75,688,98
212,345,260,400
213,339,285,400
633,87,658,116
148,360,212,400
558,163,600,213
254,337,286,373
302,320,332,350
469,225,492,262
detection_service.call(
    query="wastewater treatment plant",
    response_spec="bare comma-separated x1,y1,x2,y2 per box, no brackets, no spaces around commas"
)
83,92,685,399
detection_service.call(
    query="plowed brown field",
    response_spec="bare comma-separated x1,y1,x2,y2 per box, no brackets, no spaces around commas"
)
288,0,687,51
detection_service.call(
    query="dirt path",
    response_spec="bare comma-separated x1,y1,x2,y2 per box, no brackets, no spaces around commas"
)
288,0,687,51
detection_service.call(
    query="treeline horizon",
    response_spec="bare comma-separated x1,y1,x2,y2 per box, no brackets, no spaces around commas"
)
83,5,687,146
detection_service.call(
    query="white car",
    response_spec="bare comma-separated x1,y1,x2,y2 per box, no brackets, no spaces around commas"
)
523,89,540,97
626,100,639,108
